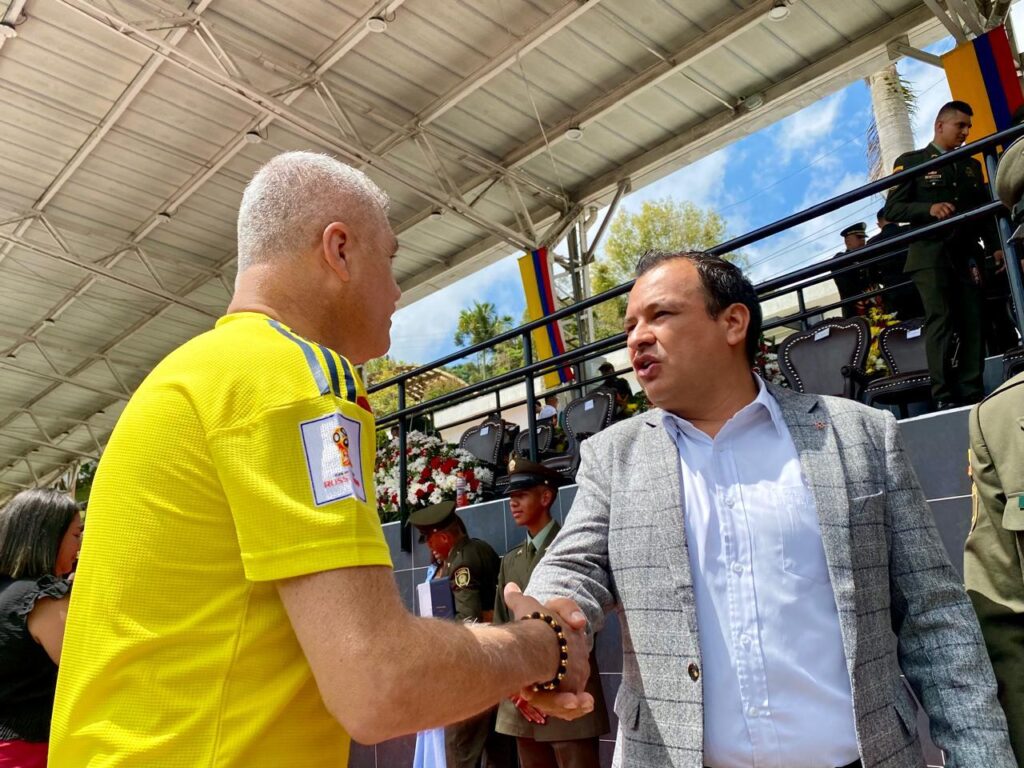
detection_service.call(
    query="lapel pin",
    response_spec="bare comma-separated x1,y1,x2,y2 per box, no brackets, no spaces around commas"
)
814,420,826,430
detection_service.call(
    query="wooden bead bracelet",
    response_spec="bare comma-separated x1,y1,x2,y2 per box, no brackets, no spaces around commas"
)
522,610,568,691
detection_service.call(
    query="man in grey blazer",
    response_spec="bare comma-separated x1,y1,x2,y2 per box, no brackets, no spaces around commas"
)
523,251,1014,768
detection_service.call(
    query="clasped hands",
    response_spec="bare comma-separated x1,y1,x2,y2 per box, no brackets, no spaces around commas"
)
504,583,594,722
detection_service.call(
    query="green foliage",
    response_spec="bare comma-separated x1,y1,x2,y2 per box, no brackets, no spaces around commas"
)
74,461,97,505
454,300,522,383
590,199,743,339
362,357,403,417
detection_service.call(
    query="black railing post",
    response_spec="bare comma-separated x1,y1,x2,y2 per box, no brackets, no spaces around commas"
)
398,381,410,552
985,152,1024,339
523,331,538,461
796,287,808,330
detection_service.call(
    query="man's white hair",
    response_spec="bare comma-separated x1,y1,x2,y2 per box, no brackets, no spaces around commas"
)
236,151,389,271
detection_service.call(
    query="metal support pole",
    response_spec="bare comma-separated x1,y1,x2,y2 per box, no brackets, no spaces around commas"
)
796,288,809,330
398,381,410,552
523,332,538,462
986,153,1024,340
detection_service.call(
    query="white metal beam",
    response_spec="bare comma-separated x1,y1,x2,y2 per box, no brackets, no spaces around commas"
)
0,0,214,268
923,0,968,41
57,0,539,250
569,6,941,208
392,0,777,238
0,230,219,316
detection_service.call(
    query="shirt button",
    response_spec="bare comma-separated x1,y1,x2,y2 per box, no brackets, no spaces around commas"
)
688,663,700,681
725,496,735,508
740,633,752,646
747,706,758,717
731,562,744,574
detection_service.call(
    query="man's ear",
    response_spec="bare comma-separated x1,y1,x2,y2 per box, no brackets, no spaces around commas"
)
322,221,352,282
722,302,750,349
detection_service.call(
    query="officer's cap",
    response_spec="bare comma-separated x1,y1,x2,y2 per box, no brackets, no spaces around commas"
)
840,222,867,238
504,455,562,494
407,499,459,533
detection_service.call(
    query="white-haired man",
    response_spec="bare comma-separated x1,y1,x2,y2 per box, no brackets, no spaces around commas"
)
49,152,591,767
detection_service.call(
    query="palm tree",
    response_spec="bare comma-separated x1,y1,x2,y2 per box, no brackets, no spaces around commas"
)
454,301,514,381
867,63,916,182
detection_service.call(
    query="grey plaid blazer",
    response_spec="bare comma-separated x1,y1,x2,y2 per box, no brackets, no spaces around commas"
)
528,385,1014,768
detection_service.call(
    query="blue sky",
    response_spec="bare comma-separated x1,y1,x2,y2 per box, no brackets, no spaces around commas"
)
387,22,1015,365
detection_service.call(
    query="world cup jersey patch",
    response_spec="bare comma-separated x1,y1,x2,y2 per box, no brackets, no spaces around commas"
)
300,412,367,506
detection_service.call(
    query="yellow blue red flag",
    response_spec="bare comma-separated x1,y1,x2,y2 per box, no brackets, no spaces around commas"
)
517,247,573,389
943,26,1023,154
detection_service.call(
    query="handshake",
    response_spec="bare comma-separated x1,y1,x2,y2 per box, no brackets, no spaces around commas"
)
503,582,595,722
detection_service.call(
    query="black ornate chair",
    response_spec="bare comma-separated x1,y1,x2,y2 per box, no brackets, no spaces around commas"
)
861,318,932,418
541,390,615,482
777,316,871,399
513,418,556,458
458,420,504,472
1003,346,1024,382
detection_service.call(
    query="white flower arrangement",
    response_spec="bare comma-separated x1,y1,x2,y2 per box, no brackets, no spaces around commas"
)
375,431,494,522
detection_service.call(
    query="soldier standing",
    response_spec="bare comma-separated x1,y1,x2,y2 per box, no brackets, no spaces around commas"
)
965,373,1024,763
409,501,513,768
492,458,609,768
885,100,1005,409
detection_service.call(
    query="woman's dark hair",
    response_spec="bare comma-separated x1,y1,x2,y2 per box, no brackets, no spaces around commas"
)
634,250,763,364
0,489,79,579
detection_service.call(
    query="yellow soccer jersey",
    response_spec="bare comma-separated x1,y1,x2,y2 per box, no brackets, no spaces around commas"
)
50,312,392,767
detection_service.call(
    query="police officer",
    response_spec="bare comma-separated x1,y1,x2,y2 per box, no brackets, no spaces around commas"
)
409,501,513,768
831,222,874,317
885,100,1005,409
965,373,1024,762
867,208,923,318
492,458,609,768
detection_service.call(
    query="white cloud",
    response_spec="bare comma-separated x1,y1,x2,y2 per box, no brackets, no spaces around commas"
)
623,147,731,211
387,255,523,364
773,92,846,164
746,171,881,284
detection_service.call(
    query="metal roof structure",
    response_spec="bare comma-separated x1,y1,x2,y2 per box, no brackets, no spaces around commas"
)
0,0,961,495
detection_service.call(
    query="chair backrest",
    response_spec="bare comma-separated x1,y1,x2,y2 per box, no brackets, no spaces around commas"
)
1004,346,1024,382
879,319,928,375
777,316,871,398
458,421,504,467
513,421,554,456
563,390,615,443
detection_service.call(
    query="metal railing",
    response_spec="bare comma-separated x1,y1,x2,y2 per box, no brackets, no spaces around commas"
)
371,122,1024,532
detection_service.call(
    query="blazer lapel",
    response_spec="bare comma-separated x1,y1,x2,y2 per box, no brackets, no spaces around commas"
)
640,411,695,602
770,385,859,674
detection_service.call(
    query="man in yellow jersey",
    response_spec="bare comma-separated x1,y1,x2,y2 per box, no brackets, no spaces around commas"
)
49,152,593,767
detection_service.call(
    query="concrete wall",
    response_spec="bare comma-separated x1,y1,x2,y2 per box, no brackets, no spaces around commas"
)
352,407,974,767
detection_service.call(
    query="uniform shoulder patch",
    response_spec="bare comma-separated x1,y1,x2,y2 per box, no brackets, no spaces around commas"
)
300,412,367,506
452,566,471,589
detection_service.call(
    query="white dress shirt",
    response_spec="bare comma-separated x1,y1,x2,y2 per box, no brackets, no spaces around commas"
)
662,377,859,768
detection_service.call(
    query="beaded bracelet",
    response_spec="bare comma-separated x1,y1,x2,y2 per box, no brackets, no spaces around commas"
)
522,611,568,691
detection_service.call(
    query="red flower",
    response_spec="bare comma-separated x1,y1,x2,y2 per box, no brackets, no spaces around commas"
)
430,456,442,469
441,458,458,474
420,468,431,482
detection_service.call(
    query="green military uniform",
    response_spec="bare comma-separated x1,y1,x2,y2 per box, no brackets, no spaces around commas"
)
884,143,1001,404
831,222,875,318
409,502,512,768
965,374,1024,763
492,458,609,768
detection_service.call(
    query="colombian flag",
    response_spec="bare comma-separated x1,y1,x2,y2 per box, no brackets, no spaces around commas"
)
943,25,1023,154
518,247,573,389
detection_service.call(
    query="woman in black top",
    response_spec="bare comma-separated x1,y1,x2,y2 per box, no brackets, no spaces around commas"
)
0,489,82,768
